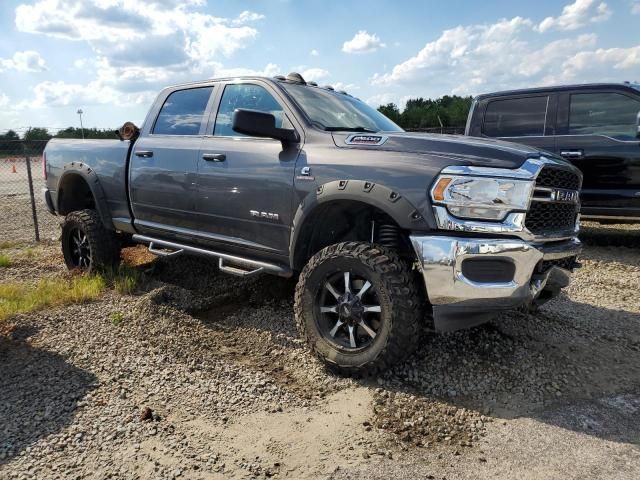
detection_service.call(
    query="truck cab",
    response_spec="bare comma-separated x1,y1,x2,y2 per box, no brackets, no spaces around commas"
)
466,83,640,221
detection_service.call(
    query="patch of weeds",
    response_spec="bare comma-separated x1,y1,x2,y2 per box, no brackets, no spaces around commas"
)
103,264,143,295
110,311,124,325
0,275,105,321
0,255,10,268
23,248,35,259
0,240,21,250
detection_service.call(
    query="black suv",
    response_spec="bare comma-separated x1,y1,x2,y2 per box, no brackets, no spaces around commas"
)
466,83,640,221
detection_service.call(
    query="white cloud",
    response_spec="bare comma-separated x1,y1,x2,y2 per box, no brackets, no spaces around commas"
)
301,68,330,82
342,31,386,54
0,51,47,72
310,49,319,57
13,0,266,110
332,82,358,92
536,0,611,33
632,1,640,14
370,13,638,102
0,93,9,108
231,10,265,25
560,45,640,80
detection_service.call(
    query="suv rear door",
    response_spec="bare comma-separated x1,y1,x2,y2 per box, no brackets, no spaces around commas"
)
194,81,302,257
479,93,557,153
555,89,640,216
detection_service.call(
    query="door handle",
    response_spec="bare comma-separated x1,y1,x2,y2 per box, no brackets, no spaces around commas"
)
134,150,153,158
560,149,584,159
202,153,226,162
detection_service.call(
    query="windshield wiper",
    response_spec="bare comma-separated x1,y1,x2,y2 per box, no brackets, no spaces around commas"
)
323,126,379,133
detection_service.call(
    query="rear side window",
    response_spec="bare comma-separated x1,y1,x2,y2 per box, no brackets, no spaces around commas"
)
153,87,213,135
569,92,640,140
483,96,548,137
214,84,284,137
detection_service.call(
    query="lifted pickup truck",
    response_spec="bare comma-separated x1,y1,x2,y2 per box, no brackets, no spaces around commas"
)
43,72,583,373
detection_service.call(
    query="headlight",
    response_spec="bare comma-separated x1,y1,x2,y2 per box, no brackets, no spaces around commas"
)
431,175,534,221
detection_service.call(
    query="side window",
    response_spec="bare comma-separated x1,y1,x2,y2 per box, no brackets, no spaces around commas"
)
483,96,548,137
569,92,640,140
214,84,285,137
153,87,213,135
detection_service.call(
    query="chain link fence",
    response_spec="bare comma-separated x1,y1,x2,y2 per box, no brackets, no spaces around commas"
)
1,140,60,243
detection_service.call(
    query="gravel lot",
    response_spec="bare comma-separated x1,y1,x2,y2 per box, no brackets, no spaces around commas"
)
1,221,639,479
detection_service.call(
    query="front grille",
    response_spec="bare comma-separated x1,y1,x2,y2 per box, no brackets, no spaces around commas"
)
525,166,581,236
535,166,581,190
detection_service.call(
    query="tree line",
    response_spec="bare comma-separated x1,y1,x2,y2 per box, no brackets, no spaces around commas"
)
0,127,117,155
377,95,472,130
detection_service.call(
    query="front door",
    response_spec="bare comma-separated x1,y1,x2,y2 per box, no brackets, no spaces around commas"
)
555,91,640,216
130,85,215,235
195,82,301,256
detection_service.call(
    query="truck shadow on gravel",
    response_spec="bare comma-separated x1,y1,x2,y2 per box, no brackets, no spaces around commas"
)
141,253,640,448
0,326,97,465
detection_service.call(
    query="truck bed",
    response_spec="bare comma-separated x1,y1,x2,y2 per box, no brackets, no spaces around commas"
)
45,138,132,227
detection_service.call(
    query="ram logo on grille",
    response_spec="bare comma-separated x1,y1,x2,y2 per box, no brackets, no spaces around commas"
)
551,188,579,204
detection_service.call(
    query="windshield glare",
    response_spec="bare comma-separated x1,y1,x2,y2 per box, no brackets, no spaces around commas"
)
281,83,403,133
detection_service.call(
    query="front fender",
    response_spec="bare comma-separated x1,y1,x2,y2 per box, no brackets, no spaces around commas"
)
289,179,430,267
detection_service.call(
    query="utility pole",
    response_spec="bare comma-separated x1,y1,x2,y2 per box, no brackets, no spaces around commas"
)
77,108,85,139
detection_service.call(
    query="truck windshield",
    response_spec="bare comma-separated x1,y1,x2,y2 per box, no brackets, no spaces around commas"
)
281,83,403,133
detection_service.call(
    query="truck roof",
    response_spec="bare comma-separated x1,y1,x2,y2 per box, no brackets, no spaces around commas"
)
164,72,353,95
474,82,640,100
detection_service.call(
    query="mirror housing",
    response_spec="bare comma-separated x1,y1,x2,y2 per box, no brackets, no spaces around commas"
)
232,109,298,144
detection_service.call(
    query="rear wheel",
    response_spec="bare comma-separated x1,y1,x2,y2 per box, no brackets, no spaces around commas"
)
294,242,423,374
61,209,120,272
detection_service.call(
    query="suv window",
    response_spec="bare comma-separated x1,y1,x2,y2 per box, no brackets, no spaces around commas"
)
153,87,213,135
483,96,548,137
569,92,640,140
214,84,285,137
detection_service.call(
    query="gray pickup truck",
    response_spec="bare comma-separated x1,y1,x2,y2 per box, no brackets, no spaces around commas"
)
43,72,583,373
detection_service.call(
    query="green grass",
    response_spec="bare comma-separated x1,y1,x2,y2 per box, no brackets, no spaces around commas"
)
104,264,142,295
0,240,21,250
0,255,10,268
0,275,105,321
110,311,124,325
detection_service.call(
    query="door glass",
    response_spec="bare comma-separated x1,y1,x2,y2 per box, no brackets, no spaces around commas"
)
569,93,640,140
153,87,213,135
214,84,285,137
483,96,548,137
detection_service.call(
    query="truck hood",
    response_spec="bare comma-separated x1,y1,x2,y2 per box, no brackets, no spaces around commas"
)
332,132,559,169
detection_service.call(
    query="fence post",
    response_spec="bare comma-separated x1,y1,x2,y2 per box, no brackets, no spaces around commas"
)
25,156,40,242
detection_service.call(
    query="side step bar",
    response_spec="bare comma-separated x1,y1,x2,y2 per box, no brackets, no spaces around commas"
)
132,234,292,278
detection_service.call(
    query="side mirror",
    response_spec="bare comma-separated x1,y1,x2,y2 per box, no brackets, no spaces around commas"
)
232,109,298,144
636,111,640,138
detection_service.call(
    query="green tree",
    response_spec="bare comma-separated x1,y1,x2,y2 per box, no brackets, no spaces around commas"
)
377,103,401,125
377,95,473,131
23,127,52,142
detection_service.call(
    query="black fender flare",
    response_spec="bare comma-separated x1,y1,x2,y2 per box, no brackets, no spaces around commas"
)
289,179,429,268
57,162,115,231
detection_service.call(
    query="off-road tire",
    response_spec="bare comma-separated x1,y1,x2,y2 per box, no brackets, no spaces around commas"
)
61,209,120,272
294,241,423,374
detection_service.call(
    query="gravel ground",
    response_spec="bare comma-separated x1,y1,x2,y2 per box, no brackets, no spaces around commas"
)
1,222,639,479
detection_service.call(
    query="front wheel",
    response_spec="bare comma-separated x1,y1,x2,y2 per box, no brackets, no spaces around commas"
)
61,209,120,272
294,242,423,374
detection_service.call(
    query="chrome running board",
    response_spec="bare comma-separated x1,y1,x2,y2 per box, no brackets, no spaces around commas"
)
132,234,292,278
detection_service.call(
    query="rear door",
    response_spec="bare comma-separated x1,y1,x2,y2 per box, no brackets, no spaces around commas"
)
555,90,640,215
194,81,301,256
130,85,215,235
480,94,557,153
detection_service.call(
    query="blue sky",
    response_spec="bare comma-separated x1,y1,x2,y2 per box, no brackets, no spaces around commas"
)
0,0,639,133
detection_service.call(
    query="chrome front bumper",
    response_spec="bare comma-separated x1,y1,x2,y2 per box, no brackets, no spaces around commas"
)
409,235,582,331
